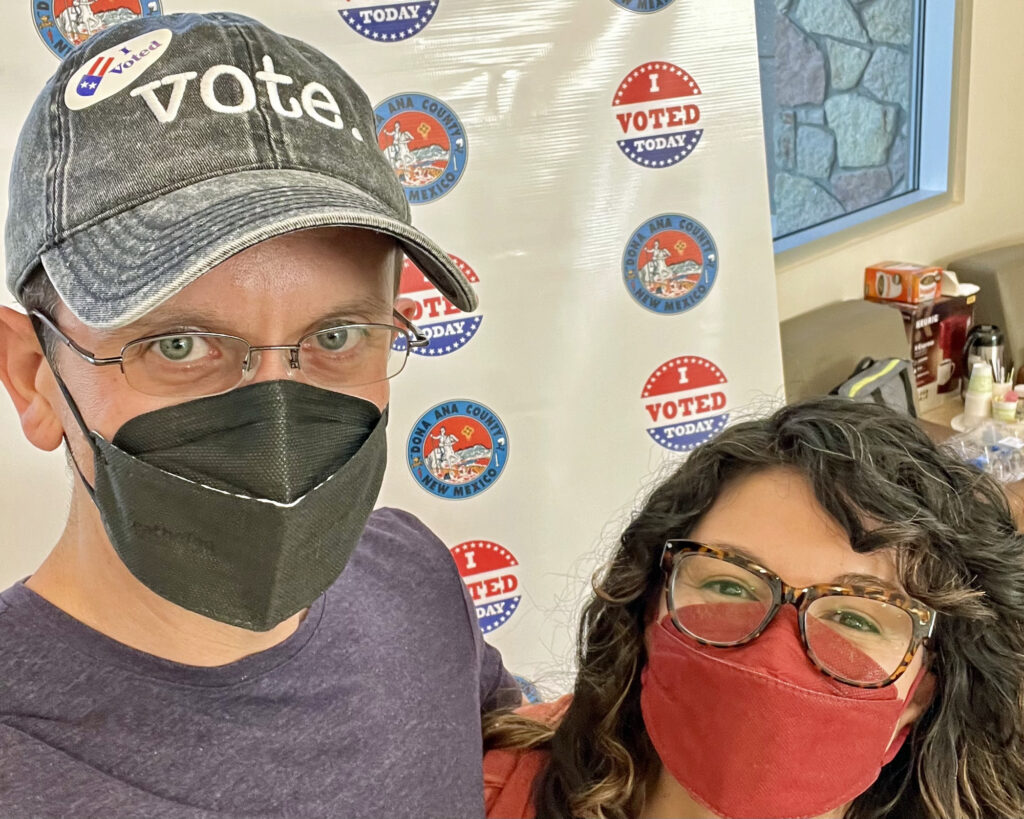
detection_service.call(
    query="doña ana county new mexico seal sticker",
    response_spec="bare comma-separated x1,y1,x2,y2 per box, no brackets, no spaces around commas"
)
407,400,509,499
623,213,718,314
34,1,163,60
375,92,468,204
609,0,677,12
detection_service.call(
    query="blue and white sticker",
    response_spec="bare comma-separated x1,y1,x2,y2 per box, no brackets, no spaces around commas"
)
375,92,468,204
642,356,729,452
338,1,439,42
393,254,482,356
34,1,163,60
609,0,677,12
613,61,703,168
407,400,509,499
622,214,718,314
450,541,522,634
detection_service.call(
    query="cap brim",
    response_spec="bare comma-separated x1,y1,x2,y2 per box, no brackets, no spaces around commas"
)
40,169,477,329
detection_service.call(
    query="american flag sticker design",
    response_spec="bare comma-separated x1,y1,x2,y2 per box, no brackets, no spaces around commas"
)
76,56,114,97
63,29,173,112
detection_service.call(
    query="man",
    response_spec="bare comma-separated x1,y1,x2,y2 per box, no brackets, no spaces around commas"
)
0,11,517,818
640,239,671,288
385,119,417,177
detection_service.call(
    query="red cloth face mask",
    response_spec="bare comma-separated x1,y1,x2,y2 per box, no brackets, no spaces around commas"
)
641,605,918,819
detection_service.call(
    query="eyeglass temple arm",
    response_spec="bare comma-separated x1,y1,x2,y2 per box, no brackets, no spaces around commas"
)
29,310,123,366
392,309,430,349
922,609,938,639
660,540,681,571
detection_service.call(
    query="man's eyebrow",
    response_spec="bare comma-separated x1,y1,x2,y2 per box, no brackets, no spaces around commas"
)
114,296,394,340
114,310,227,339
314,295,394,322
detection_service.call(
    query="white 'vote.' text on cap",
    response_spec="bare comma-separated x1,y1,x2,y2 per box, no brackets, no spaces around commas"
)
126,55,364,142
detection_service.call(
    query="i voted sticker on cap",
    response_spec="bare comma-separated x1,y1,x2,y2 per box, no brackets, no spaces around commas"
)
64,29,172,111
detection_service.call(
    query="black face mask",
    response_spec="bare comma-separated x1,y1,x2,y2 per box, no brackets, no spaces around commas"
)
60,379,387,631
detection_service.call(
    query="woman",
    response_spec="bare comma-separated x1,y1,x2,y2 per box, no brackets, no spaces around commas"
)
484,398,1024,819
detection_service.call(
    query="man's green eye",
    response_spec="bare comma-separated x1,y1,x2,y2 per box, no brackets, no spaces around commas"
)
158,337,194,361
317,329,352,351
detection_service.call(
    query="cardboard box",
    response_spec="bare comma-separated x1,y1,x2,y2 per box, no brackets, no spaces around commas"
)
867,294,977,412
865,262,943,304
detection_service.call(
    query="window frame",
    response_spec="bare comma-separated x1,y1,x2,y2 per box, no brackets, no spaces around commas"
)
769,0,958,253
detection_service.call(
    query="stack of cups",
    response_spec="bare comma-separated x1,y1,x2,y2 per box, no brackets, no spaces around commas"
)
964,362,994,421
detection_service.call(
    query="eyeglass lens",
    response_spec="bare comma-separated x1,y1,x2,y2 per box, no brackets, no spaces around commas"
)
119,326,406,397
670,554,916,685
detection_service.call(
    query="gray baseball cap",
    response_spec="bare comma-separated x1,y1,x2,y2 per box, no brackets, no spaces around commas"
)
4,11,477,329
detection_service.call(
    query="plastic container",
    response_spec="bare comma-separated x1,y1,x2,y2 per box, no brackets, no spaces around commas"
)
947,422,1024,484
967,361,994,395
993,392,1018,423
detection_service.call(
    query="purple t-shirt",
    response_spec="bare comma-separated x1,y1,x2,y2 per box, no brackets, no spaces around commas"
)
0,508,519,818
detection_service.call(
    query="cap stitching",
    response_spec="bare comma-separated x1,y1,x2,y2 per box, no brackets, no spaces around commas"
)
57,95,72,246
53,188,402,301
44,163,393,248
47,91,63,254
45,192,473,320
232,18,283,168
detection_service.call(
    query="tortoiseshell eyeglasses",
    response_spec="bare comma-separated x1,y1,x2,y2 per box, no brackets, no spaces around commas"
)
660,540,937,689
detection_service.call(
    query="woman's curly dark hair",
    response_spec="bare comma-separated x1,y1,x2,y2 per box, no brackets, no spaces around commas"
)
485,397,1024,818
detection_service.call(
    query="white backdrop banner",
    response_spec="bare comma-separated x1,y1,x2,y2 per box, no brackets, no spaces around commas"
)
0,0,783,688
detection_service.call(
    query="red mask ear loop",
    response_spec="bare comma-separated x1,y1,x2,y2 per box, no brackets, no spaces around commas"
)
881,664,929,766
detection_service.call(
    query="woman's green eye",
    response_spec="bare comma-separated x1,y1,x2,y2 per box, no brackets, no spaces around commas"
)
158,337,194,361
701,579,755,599
827,609,881,634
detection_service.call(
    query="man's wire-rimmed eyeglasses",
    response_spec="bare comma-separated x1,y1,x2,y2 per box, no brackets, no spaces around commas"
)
31,309,429,398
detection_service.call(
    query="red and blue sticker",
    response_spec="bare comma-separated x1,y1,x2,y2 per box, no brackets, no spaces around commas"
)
609,0,677,10
394,255,482,356
407,400,509,499
623,214,718,314
450,541,521,634
642,356,729,452
339,1,439,42
34,1,163,60
614,62,702,168
375,93,468,204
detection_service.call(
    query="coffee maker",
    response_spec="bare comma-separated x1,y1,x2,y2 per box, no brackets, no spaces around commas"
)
962,324,1006,394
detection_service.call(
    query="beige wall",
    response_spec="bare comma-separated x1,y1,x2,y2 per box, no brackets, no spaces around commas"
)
775,0,1024,321
0,399,69,584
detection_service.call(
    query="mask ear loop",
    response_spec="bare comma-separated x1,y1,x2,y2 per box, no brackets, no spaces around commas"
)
30,316,101,500
869,662,932,815
881,662,929,764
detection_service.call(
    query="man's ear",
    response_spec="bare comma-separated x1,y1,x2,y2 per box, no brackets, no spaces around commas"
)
0,307,64,451
395,296,417,321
